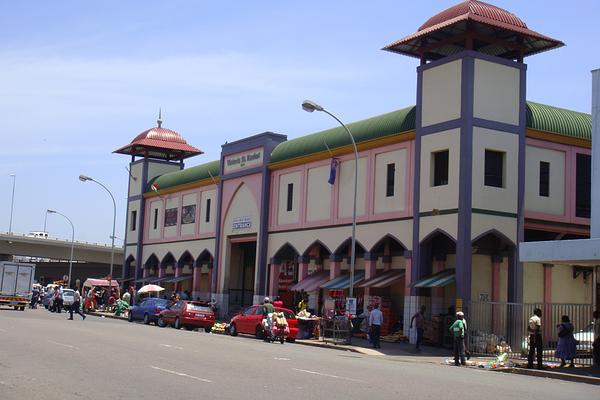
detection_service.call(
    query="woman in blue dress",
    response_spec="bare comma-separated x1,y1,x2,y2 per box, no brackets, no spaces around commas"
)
555,315,577,367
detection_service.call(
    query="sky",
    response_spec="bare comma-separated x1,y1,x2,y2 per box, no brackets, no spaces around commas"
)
0,0,599,245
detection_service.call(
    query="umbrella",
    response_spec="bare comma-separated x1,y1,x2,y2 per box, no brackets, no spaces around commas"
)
137,284,165,294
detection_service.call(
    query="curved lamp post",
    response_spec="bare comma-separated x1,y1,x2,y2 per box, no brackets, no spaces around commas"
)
302,100,359,299
47,209,74,287
79,175,116,278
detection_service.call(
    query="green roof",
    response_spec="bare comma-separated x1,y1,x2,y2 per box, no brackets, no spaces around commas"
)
147,101,591,193
147,160,220,193
270,105,416,164
526,101,591,140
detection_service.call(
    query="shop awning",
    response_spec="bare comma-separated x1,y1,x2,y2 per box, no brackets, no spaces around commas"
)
358,270,405,289
409,269,455,288
164,275,193,283
147,276,173,284
321,271,365,290
289,271,329,292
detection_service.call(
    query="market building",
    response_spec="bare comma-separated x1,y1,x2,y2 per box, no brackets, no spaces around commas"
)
116,1,596,345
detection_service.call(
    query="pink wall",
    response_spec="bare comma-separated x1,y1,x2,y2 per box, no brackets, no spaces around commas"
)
142,184,217,245
269,140,414,232
524,138,590,230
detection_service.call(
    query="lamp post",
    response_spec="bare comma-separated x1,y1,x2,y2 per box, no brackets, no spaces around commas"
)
8,174,16,234
302,100,359,299
47,209,74,287
79,175,116,278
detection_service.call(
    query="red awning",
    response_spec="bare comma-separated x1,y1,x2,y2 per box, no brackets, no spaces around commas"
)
83,278,119,288
289,271,330,292
358,270,405,289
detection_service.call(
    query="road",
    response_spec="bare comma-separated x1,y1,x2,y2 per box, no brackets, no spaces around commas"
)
0,308,597,400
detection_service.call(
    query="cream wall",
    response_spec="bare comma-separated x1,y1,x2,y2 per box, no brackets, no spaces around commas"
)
164,196,180,238
148,199,162,240
129,162,144,197
306,165,332,222
551,265,593,304
277,171,301,225
473,59,520,126
338,157,367,218
419,214,458,242
471,255,492,301
148,162,180,182
126,200,140,245
223,184,259,236
200,189,217,234
267,219,412,260
374,148,407,214
142,238,215,267
471,127,518,213
524,145,565,215
420,129,460,212
421,59,462,127
523,263,544,304
181,193,197,236
471,214,517,245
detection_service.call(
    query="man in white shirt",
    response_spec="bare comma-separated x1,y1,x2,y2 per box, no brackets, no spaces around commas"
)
369,304,384,349
527,308,543,369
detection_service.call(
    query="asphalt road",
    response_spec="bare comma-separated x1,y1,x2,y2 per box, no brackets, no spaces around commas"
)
0,308,597,400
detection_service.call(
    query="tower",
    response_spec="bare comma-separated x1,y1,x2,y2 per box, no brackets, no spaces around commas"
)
383,1,563,307
114,113,202,286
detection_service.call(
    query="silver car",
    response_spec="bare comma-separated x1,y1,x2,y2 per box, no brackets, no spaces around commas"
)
62,289,75,308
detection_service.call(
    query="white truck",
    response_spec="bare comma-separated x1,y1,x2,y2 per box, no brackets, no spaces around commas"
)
0,262,35,311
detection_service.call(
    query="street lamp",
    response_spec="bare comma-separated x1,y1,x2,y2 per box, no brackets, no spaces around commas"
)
302,100,359,299
47,209,74,287
79,174,116,278
8,174,16,234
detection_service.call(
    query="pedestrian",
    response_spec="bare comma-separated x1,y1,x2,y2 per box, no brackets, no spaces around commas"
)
593,310,600,367
181,290,190,300
459,311,471,360
555,315,576,367
369,303,383,349
410,305,426,352
30,287,39,309
527,308,543,369
449,311,466,366
54,286,63,313
122,290,131,306
68,289,86,320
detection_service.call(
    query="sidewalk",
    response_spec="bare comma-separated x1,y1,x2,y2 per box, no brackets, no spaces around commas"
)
296,337,600,385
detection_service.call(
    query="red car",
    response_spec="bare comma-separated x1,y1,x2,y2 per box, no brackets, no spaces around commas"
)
229,305,297,341
157,300,215,332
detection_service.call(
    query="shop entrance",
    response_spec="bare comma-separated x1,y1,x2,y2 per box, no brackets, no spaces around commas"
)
228,239,256,310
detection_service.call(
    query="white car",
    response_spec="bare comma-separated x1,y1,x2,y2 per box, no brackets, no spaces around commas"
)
62,289,75,308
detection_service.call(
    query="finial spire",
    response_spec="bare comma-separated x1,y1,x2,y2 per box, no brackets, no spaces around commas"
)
157,107,163,128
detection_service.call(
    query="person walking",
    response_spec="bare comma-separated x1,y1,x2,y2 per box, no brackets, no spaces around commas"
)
369,303,383,349
458,311,471,360
68,289,86,320
555,315,576,367
449,312,466,366
527,308,543,369
54,286,63,313
410,305,426,352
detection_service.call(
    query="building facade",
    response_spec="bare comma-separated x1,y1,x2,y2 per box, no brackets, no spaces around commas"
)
116,1,597,331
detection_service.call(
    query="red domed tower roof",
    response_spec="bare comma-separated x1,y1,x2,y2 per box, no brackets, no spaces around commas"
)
383,0,563,61
114,112,202,161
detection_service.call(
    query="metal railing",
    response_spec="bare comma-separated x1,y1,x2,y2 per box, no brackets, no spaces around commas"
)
467,301,595,366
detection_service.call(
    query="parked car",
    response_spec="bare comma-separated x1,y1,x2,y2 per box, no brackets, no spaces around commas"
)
157,300,215,332
128,298,171,325
62,289,75,309
229,305,297,341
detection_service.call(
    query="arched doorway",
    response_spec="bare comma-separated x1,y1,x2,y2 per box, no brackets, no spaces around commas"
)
194,250,214,300
271,243,300,308
175,251,194,296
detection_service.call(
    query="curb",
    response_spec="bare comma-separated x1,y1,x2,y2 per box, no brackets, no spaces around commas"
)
494,367,600,386
85,311,127,321
295,340,361,354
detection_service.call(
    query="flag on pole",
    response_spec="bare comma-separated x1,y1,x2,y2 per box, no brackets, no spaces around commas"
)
328,158,339,185
151,182,160,192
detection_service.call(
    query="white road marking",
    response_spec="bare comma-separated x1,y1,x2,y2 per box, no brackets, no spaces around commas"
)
274,357,290,361
160,343,183,350
47,340,79,350
150,366,212,383
292,368,366,383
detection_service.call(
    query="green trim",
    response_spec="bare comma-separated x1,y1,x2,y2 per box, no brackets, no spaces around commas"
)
269,216,414,235
270,106,416,164
419,209,458,217
145,160,220,193
472,209,517,218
